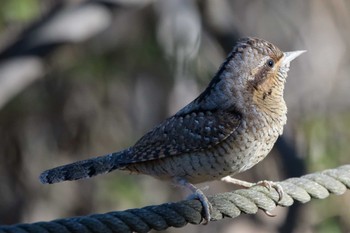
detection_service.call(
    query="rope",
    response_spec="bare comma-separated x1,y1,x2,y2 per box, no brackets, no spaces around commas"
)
1,165,349,233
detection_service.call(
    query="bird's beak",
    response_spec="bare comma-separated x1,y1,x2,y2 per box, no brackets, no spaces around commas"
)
282,50,306,66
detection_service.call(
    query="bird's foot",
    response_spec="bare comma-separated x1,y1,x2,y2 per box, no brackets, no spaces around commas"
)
221,176,284,202
186,188,212,224
174,177,212,224
255,180,284,202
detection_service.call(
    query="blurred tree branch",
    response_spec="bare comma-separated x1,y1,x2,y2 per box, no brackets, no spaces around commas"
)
0,0,155,109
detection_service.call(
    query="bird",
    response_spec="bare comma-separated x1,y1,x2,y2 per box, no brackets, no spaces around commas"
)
39,37,305,223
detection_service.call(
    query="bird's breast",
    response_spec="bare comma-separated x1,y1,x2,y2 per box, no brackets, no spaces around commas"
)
227,110,285,174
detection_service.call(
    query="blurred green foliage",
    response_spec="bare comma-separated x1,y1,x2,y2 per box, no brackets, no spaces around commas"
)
0,0,39,26
303,114,350,172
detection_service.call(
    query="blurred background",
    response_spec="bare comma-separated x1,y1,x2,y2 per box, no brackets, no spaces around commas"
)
0,0,350,232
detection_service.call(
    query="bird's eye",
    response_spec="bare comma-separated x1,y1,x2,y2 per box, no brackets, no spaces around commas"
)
267,59,274,68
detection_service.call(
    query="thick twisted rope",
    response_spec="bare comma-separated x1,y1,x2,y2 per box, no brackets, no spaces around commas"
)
1,165,349,233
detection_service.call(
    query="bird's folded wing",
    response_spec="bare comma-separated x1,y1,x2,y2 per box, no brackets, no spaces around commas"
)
120,109,242,164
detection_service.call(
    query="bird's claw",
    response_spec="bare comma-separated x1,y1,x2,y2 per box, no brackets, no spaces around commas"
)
187,189,212,224
256,180,284,202
263,210,276,217
174,177,212,224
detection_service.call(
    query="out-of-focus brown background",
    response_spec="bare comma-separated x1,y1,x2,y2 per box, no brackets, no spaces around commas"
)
0,0,350,232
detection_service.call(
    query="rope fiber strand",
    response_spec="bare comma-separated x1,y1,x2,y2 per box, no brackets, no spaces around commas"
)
1,165,349,233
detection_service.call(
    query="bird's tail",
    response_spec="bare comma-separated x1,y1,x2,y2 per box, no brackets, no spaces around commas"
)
39,150,127,184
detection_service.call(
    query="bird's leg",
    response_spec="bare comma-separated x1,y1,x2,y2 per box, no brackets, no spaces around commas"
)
173,177,212,224
221,176,256,187
221,176,284,202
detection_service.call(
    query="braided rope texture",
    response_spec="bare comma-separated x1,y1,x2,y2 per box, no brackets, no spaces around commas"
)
1,165,349,233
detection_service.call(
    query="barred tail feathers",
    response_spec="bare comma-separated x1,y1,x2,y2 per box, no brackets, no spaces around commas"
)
39,150,127,184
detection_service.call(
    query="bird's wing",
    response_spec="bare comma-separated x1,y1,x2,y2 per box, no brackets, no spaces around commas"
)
120,109,241,164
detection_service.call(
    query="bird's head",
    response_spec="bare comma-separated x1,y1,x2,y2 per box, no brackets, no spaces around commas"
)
212,37,305,116
234,38,305,109
185,38,305,119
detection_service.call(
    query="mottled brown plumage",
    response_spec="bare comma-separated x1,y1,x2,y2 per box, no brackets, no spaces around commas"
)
39,37,305,222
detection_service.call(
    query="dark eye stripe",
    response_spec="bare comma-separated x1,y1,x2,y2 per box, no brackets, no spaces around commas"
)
250,65,270,89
